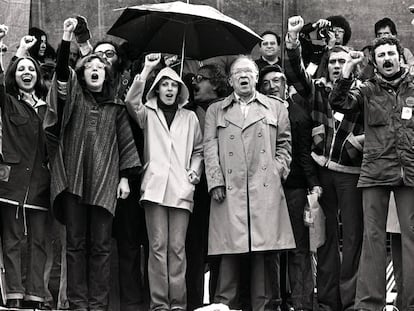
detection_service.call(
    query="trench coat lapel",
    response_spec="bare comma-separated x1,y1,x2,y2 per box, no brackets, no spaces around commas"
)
242,101,266,130
223,101,244,129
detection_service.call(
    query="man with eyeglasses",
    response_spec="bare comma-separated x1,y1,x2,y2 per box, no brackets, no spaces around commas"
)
255,30,282,71
285,16,364,311
184,64,229,311
258,64,321,311
204,55,294,311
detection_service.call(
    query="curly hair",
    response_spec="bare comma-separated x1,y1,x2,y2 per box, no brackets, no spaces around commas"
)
371,36,403,64
327,15,352,45
93,40,129,74
199,64,230,97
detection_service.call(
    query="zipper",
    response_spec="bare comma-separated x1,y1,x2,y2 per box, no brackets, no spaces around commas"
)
326,116,340,166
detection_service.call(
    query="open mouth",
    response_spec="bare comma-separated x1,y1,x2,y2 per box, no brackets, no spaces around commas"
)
383,61,393,69
22,74,33,83
91,73,99,81
240,80,249,86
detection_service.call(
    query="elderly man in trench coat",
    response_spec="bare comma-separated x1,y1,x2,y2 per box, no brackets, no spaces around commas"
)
204,55,295,311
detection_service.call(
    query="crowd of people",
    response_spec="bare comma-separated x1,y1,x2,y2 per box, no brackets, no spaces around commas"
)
0,8,413,311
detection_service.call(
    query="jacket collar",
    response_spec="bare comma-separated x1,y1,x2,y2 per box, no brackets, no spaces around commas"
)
221,91,270,129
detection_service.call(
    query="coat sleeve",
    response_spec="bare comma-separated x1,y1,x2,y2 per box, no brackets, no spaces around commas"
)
274,103,292,182
116,107,142,173
203,103,225,192
297,110,320,188
188,112,204,178
124,78,148,128
329,78,365,114
285,43,315,101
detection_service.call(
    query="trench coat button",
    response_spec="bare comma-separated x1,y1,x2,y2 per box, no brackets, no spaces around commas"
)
262,166,267,170
263,183,269,187
260,149,265,153
258,132,262,137
26,167,30,171
229,152,233,156
228,185,232,190
230,134,235,139
228,169,232,174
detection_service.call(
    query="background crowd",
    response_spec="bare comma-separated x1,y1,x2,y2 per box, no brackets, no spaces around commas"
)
0,4,414,311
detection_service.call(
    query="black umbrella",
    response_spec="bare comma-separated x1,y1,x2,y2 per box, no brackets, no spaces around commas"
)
108,1,262,75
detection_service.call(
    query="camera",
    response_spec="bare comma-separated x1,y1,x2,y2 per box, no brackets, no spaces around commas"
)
317,25,333,40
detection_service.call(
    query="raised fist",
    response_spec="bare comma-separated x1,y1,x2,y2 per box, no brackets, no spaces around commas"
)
63,18,78,34
145,53,161,69
348,51,364,65
0,24,8,40
19,35,37,50
288,16,304,34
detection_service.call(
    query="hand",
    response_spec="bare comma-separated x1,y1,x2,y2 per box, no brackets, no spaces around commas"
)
187,170,200,185
312,19,331,29
348,51,364,65
310,186,323,198
117,177,130,199
288,16,304,35
144,53,161,69
141,53,161,78
326,30,336,49
19,35,37,50
211,186,226,203
0,24,8,41
63,17,78,34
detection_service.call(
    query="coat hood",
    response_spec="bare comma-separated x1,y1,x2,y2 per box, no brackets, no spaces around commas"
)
146,67,189,107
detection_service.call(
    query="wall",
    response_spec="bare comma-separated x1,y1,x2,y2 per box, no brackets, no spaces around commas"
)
23,0,414,58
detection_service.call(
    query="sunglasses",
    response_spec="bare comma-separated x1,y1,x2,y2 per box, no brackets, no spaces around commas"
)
192,74,211,84
95,50,117,58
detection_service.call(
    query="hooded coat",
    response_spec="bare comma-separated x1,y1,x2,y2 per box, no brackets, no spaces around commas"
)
125,67,203,211
204,92,295,255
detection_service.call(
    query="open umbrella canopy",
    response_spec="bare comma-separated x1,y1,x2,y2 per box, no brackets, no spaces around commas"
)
107,1,262,60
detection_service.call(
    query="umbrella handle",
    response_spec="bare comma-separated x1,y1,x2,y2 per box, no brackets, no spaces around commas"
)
180,27,186,78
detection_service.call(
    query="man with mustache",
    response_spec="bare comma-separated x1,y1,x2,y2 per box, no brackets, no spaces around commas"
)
258,64,321,311
285,16,364,311
330,35,414,311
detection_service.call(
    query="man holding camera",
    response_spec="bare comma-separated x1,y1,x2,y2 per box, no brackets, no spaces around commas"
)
330,35,414,311
285,16,364,311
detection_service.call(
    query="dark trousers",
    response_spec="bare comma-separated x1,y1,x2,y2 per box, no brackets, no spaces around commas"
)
62,192,113,311
0,204,47,301
186,177,210,311
214,253,275,311
284,187,314,310
356,186,414,311
317,168,363,311
113,180,149,311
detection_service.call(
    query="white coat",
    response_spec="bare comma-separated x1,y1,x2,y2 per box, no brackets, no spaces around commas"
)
125,67,203,211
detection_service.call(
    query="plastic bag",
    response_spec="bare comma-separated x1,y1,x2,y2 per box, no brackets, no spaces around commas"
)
307,192,326,252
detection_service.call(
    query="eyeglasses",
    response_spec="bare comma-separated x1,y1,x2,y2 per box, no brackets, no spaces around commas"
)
333,27,345,35
192,74,211,84
231,68,256,77
95,50,117,58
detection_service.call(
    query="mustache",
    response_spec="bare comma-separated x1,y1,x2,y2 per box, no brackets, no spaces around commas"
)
383,60,394,68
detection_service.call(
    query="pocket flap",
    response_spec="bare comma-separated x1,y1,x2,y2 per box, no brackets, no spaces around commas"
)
9,114,28,126
2,152,21,164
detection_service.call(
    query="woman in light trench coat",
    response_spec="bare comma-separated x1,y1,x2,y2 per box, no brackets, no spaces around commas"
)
125,53,203,311
203,68,296,310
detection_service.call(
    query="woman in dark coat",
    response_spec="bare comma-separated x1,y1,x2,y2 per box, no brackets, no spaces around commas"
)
0,27,50,309
44,17,141,311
